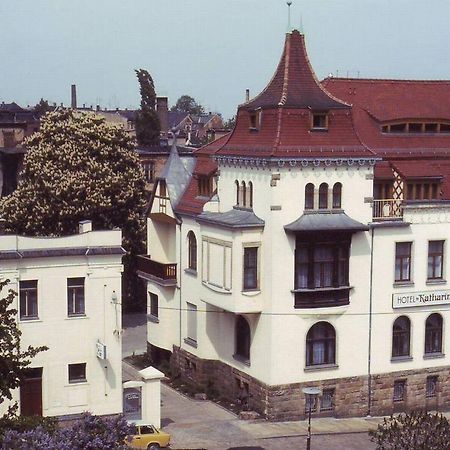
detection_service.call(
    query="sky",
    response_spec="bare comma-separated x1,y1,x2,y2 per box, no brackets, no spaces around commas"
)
1,0,450,120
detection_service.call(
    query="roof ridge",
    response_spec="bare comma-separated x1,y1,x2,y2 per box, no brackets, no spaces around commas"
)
323,77,450,84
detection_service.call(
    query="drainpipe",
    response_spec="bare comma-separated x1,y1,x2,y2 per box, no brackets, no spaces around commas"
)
367,226,375,416
178,222,182,348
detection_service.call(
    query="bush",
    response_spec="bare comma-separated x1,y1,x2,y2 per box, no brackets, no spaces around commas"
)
0,411,58,441
369,410,450,450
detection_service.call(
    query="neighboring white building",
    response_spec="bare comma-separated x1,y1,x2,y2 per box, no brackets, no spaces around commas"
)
0,221,124,419
140,30,450,420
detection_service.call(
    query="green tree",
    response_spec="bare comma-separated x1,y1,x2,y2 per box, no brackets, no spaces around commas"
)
33,98,53,118
369,411,450,450
170,95,205,115
223,115,236,130
135,69,160,146
0,280,47,410
0,110,147,311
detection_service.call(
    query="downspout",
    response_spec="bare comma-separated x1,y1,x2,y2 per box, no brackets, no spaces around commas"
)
178,222,182,348
367,226,375,416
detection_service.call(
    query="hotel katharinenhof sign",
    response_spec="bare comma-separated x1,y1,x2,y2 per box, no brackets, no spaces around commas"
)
393,290,450,309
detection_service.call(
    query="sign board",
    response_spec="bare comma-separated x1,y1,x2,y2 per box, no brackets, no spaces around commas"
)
96,342,107,360
393,290,450,309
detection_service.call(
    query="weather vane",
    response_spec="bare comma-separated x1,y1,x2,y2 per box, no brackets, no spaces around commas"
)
287,1,293,31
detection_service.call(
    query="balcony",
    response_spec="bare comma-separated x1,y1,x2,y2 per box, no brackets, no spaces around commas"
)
137,255,177,287
293,287,351,309
372,199,403,221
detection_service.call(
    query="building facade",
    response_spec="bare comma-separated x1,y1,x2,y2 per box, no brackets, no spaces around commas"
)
140,30,450,420
0,222,124,419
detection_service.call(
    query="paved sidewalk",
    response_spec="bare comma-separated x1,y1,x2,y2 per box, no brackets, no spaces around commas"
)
122,313,147,357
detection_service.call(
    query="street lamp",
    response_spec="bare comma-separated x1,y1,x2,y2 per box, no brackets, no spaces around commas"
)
302,387,321,450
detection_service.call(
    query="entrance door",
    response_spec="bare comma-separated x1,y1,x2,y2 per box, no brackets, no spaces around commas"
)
20,367,43,416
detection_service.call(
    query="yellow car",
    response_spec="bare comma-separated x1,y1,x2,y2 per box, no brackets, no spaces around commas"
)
126,423,171,449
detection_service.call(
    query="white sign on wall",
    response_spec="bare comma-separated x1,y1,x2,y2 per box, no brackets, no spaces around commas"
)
392,290,450,309
96,342,107,360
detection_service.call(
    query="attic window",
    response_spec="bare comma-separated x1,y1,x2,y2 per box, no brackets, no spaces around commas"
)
198,176,213,197
249,110,261,130
311,113,328,131
408,123,422,133
390,123,406,133
382,122,450,134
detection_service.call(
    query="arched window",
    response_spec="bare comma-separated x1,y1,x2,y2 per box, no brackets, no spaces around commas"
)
247,181,253,208
332,183,342,209
305,183,314,210
235,180,240,205
425,313,443,355
235,316,251,361
241,181,246,208
187,231,197,271
319,183,328,209
306,322,336,366
392,316,411,357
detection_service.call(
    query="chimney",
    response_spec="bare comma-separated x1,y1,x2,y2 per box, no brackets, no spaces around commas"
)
96,104,100,112
245,89,250,102
71,84,77,109
78,220,92,234
156,97,169,138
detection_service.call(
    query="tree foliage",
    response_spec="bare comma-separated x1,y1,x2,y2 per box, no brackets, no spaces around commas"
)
369,411,450,450
223,115,236,130
33,98,53,118
170,95,205,115
0,110,147,310
0,280,47,408
135,69,160,146
2,412,134,450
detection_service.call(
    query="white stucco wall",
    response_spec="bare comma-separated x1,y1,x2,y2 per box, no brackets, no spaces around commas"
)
0,229,123,418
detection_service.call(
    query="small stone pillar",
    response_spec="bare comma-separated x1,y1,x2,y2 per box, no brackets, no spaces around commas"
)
138,366,165,428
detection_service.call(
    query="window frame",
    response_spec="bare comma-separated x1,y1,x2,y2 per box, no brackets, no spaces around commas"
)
318,183,329,209
67,277,85,317
392,316,411,358
427,240,444,280
426,375,438,398
149,293,158,319
143,161,155,183
68,363,87,384
332,183,342,209
19,280,38,320
305,321,336,367
311,112,329,131
186,302,197,344
235,315,251,364
243,245,259,291
187,231,198,272
424,313,443,355
393,379,406,402
305,183,314,210
394,242,412,283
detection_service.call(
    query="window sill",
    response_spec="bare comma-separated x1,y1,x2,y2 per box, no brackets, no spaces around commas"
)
310,128,328,132
147,314,159,324
19,317,41,323
391,356,413,363
426,279,446,285
66,314,87,320
233,354,251,367
184,337,198,348
202,281,232,294
304,363,338,372
248,127,259,133
184,268,198,277
393,281,414,288
67,380,88,385
242,289,261,297
424,352,445,360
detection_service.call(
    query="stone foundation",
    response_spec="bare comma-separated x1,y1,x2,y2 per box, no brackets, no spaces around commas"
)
169,346,450,420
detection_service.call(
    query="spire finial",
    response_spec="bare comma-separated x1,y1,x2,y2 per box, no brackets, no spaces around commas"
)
286,1,292,32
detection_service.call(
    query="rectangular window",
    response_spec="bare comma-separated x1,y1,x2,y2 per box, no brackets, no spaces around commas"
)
149,293,158,318
143,161,155,183
426,376,438,398
320,388,335,412
202,237,232,291
428,241,444,280
67,278,85,316
186,302,197,343
68,363,86,383
395,242,412,282
393,380,406,402
311,113,328,130
19,280,38,320
295,241,349,290
198,176,212,197
243,247,258,290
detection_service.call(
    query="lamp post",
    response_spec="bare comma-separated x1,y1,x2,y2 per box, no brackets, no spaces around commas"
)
302,387,321,450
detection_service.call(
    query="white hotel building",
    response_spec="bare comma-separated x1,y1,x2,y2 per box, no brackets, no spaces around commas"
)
0,221,124,419
139,30,450,419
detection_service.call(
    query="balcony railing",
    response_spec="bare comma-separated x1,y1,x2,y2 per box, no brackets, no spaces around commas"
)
137,255,177,286
372,199,403,220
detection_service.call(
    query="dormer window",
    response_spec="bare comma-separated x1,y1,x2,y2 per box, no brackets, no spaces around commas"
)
382,121,450,134
198,176,213,197
249,110,261,130
311,112,328,131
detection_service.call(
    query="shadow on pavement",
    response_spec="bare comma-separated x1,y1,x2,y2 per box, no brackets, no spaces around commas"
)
123,312,146,328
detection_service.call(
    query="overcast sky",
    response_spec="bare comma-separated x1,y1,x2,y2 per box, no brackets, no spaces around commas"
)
1,0,449,119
